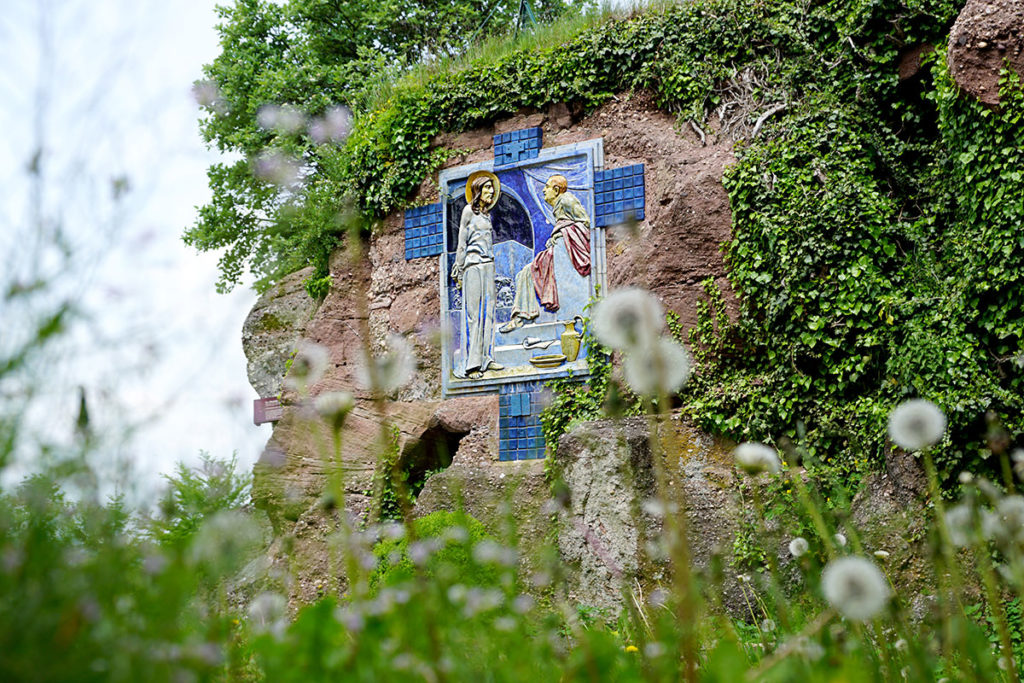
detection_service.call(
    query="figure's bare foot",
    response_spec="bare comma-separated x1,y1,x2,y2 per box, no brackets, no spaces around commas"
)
498,318,523,334
486,362,504,372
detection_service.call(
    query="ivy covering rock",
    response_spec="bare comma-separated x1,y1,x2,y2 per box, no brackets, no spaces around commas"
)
191,0,1024,481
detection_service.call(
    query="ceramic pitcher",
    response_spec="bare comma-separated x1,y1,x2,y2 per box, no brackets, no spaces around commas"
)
561,315,584,362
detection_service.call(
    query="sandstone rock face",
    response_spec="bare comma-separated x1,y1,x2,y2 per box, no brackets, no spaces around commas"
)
554,416,745,615
414,457,552,582
241,266,318,398
949,0,1024,106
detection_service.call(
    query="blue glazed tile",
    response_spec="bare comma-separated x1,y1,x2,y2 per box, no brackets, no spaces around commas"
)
613,167,623,179
636,208,645,220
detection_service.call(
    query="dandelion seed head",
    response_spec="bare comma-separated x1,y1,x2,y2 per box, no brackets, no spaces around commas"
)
494,616,516,632
248,592,287,635
335,606,364,633
644,642,666,658
309,106,353,144
622,337,692,396
314,391,355,431
993,495,1024,545
530,571,552,588
447,584,467,603
887,399,946,451
257,104,306,134
642,498,667,518
513,594,535,614
821,556,890,621
285,341,329,391
192,80,226,113
945,504,975,547
833,533,847,548
761,618,776,632
788,537,809,557
357,335,415,395
734,442,781,475
873,550,890,560
591,288,664,351
253,150,302,187
190,510,261,571
648,589,669,607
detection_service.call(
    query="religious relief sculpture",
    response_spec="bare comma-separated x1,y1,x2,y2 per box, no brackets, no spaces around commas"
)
439,137,608,396
450,171,504,378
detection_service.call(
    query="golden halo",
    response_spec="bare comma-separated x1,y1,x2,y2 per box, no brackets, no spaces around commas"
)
464,170,501,210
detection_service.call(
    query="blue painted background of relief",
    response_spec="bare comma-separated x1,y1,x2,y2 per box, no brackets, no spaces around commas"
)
439,139,606,397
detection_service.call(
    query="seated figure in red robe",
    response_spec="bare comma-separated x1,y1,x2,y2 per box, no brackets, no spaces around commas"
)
499,174,591,332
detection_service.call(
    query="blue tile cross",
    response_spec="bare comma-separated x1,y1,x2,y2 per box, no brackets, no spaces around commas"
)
403,202,444,260
494,127,542,167
594,163,646,227
498,381,547,461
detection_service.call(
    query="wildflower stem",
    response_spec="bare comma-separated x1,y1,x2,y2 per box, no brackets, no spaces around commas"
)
642,397,698,683
974,540,1019,683
786,468,836,560
921,449,969,676
749,482,793,632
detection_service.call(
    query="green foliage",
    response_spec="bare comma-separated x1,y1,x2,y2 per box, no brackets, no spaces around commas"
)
368,510,499,590
187,0,574,291
0,475,246,681
303,273,332,300
365,425,410,523
685,45,1024,481
144,452,252,549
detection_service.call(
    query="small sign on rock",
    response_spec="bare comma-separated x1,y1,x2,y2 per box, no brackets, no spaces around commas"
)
254,397,284,425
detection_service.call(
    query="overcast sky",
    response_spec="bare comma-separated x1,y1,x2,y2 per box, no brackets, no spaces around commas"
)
0,0,271,501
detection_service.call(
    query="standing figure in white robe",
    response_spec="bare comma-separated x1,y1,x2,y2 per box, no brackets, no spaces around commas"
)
450,171,505,377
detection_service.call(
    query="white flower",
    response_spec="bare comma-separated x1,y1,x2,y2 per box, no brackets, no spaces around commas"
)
873,550,890,560
1013,449,1024,481
192,80,226,113
248,592,288,636
761,618,776,632
590,288,664,351
944,504,976,547
253,150,302,187
991,495,1024,545
309,106,353,144
513,594,535,614
789,537,809,557
358,335,415,395
285,341,329,391
734,442,781,474
190,510,262,572
257,104,306,134
887,399,946,451
821,556,890,621
622,337,692,396
314,391,355,431
833,533,847,548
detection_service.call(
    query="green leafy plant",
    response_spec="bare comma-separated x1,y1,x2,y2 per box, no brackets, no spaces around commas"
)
368,510,500,590
144,452,252,549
